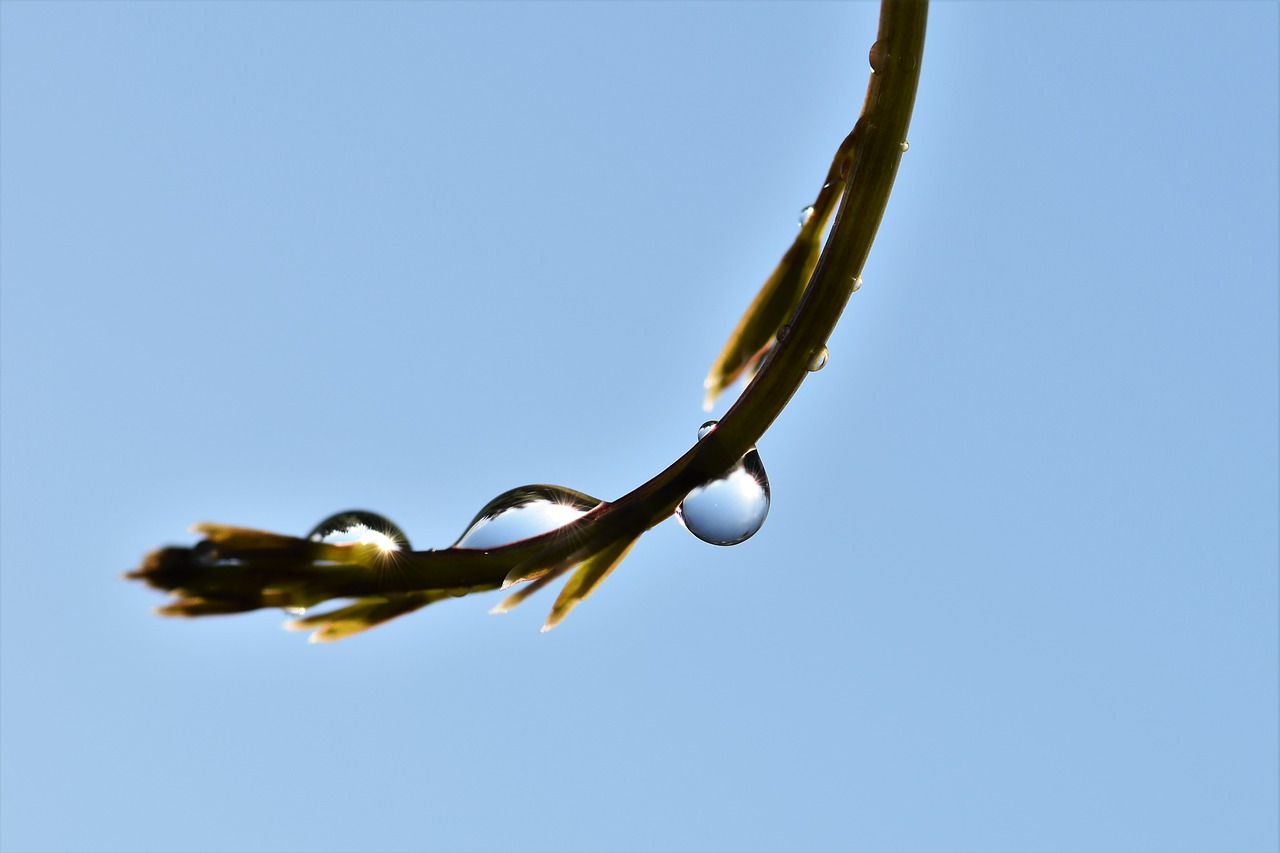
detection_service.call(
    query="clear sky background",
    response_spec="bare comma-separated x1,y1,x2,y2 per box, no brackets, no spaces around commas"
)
1,3,1276,852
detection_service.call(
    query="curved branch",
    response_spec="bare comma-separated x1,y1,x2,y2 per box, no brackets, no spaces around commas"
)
126,0,929,637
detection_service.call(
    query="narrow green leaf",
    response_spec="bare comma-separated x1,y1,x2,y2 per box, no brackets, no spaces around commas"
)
284,591,448,643
541,536,638,632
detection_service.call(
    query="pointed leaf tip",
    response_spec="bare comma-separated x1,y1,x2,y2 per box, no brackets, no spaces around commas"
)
542,537,638,630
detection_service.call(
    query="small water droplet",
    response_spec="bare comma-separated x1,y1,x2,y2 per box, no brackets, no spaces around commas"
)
192,539,220,567
808,347,829,372
308,510,411,552
776,324,791,343
900,140,910,152
677,422,771,546
453,485,601,549
852,274,863,293
868,40,886,73
798,205,815,227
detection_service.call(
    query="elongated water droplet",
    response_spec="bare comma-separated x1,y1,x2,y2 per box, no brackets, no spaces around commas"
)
453,484,601,549
808,347,829,372
900,140,910,152
676,421,771,546
798,205,815,227
852,274,863,293
308,510,410,552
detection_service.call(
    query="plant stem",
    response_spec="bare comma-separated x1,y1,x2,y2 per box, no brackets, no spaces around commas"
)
128,0,929,617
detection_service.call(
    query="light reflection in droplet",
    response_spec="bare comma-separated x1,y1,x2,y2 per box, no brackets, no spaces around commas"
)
307,510,411,553
676,420,771,546
453,485,601,550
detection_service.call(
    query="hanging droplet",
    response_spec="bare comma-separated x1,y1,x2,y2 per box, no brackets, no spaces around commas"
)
900,140,910,152
808,347,829,372
798,205,815,227
308,510,411,553
676,421,771,546
852,274,863,293
453,484,601,549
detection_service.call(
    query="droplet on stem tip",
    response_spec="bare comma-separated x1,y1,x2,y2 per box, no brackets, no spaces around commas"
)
307,510,411,552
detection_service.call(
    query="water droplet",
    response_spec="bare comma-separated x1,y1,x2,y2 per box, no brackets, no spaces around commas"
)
283,606,307,616
868,40,886,73
900,140,910,152
776,324,791,343
798,205,815,226
308,510,411,552
676,422,771,546
852,274,863,293
808,347,829,372
453,485,601,549
192,539,220,567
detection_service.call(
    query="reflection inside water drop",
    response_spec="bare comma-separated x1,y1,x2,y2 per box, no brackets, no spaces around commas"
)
453,484,601,549
676,420,771,546
307,510,411,553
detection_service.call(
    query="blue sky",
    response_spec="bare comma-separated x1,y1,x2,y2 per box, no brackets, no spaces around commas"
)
1,3,1276,852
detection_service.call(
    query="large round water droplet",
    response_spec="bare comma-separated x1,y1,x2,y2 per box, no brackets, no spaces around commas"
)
677,448,771,546
808,347,829,372
900,140,910,152
308,510,411,552
453,485,601,549
697,419,718,439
